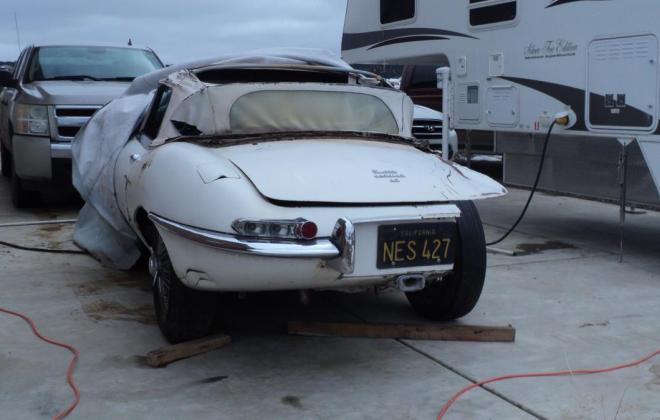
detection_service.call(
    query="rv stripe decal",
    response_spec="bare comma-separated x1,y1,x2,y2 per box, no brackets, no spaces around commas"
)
588,93,654,130
367,35,449,50
546,0,610,8
499,76,588,131
500,76,654,132
342,28,477,51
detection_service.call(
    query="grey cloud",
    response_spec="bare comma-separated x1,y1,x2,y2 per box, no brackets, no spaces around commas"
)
0,0,348,63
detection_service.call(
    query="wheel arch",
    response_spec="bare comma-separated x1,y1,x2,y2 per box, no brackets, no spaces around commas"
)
135,207,157,250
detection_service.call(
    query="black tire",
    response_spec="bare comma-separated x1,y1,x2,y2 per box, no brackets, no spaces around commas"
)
10,158,39,208
406,201,486,321
151,233,217,343
1,144,10,178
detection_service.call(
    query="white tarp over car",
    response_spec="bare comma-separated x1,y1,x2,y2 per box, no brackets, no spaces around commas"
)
72,93,154,268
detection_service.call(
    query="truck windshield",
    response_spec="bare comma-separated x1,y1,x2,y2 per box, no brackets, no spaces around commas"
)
26,46,162,82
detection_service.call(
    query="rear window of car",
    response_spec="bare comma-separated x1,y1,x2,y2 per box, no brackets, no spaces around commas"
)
26,46,162,82
229,90,399,135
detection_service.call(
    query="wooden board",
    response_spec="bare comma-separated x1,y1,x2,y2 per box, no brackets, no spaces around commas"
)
146,334,232,367
288,321,515,343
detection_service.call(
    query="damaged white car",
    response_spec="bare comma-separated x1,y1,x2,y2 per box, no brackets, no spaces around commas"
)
72,50,506,343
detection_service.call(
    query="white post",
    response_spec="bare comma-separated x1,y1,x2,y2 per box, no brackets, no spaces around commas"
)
436,67,451,160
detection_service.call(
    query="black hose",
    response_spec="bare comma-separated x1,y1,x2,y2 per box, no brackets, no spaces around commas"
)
486,120,557,246
0,240,87,255
0,219,87,255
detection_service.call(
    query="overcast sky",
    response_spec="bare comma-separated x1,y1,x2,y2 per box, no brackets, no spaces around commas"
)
0,0,348,63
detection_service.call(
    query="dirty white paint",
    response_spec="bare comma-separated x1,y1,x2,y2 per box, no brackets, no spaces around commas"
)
73,50,506,284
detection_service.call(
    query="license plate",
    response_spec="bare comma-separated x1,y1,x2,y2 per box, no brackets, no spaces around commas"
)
377,222,456,269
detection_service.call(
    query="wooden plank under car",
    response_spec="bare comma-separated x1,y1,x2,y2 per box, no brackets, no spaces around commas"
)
146,334,232,367
288,321,515,343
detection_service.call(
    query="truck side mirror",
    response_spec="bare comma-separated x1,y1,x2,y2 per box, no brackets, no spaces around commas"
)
0,70,18,89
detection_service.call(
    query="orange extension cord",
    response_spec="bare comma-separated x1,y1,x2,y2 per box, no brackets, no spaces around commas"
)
437,348,660,419
3,303,659,420
0,307,80,420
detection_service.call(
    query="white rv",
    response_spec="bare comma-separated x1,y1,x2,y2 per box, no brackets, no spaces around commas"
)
343,0,660,207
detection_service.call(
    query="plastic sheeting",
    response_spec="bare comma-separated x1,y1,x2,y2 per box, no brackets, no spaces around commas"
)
72,93,153,269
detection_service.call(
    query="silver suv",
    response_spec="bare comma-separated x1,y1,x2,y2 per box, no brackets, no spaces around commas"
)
0,44,163,207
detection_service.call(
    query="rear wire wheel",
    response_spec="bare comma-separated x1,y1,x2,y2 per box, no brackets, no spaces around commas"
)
405,201,487,320
151,233,217,343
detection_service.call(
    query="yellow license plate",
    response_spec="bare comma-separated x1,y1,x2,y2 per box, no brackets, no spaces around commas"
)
377,222,456,269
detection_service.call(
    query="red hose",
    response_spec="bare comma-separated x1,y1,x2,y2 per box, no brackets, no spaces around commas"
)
0,307,80,420
437,348,660,419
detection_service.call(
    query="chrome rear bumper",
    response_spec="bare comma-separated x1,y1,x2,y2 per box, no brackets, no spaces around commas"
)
149,213,340,259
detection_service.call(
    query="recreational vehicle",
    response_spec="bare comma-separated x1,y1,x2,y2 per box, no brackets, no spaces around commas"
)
342,0,660,208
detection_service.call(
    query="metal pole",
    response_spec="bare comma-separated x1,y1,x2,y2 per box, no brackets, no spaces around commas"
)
617,138,632,263
436,67,451,160
14,12,22,53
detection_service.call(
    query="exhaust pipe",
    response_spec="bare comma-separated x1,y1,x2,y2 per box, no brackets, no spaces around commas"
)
396,274,426,292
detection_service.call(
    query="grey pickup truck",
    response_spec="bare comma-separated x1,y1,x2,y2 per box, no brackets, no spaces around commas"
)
0,44,163,207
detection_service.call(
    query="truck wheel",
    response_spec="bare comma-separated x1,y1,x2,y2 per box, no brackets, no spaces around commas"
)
406,201,486,320
11,159,39,208
151,233,217,343
1,144,10,178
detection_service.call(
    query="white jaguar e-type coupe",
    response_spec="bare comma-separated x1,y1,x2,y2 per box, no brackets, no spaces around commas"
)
73,50,506,343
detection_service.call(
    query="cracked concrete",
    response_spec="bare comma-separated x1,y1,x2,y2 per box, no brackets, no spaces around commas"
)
1,176,660,419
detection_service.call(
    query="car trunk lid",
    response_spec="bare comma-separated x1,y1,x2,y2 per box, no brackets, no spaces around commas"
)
219,139,505,204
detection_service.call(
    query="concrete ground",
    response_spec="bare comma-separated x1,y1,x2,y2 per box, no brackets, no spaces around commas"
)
1,175,660,420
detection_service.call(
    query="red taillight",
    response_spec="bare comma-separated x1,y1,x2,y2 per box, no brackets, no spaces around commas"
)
232,218,318,240
300,221,318,239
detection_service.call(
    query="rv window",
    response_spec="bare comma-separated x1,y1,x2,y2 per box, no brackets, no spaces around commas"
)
380,0,415,25
469,0,516,27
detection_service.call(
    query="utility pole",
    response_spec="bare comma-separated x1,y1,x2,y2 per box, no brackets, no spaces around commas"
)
14,12,22,53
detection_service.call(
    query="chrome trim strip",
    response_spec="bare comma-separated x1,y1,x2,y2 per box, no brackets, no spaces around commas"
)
50,105,101,142
350,214,459,224
148,213,340,259
56,116,91,127
50,142,72,159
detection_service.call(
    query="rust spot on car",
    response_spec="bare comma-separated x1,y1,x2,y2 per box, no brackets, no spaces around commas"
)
141,158,153,172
